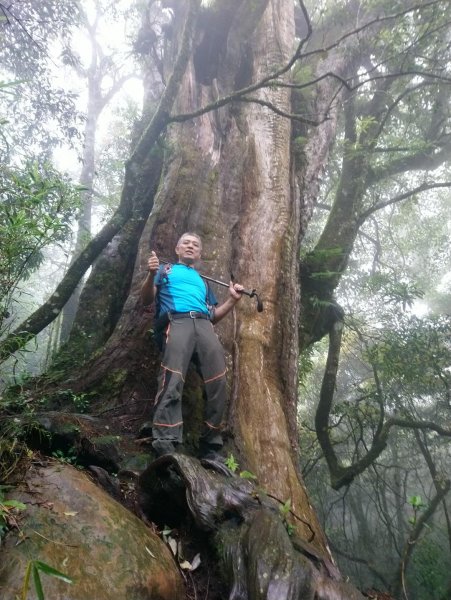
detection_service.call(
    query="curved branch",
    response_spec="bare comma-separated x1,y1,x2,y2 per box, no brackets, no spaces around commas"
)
259,71,351,91
315,319,345,480
329,541,391,590
351,70,451,92
169,1,445,127
315,322,451,490
358,181,451,223
302,1,447,61
386,418,451,437
236,96,324,125
101,73,136,110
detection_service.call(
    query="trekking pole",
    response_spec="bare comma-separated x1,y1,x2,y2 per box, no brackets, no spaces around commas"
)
159,260,264,312
201,273,264,313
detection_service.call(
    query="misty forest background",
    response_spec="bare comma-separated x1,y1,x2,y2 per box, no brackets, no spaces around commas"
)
1,1,451,599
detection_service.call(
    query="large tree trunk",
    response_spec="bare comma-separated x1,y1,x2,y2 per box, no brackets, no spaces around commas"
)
27,1,368,597
74,0,331,555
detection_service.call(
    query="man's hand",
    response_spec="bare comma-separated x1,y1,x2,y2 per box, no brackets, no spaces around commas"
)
212,281,244,323
229,281,244,301
147,251,160,274
141,252,159,306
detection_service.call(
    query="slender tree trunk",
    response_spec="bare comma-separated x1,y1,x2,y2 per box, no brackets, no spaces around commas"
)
59,104,97,342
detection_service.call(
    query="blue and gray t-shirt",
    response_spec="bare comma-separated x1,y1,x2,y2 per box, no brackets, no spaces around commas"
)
154,263,217,317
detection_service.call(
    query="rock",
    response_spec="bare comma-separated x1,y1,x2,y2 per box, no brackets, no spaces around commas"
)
0,461,184,600
27,412,123,472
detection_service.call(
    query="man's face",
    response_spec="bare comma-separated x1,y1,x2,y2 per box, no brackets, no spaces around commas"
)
175,234,202,265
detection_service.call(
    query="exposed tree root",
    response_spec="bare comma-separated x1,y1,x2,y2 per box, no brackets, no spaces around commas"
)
139,454,364,600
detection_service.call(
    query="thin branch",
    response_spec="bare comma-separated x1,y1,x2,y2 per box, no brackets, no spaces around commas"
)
101,73,135,109
266,71,351,91
351,70,451,92
302,1,448,61
329,541,391,589
387,417,451,437
236,96,324,125
371,82,430,144
358,181,451,222
265,491,316,542
0,3,45,52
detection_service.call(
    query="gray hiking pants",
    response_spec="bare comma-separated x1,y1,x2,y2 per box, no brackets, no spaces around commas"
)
152,315,227,447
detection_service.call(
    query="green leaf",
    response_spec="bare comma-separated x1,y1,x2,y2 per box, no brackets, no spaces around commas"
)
279,498,291,517
21,560,32,600
3,500,27,510
409,495,424,508
32,563,45,600
34,560,73,584
225,454,239,473
239,470,257,480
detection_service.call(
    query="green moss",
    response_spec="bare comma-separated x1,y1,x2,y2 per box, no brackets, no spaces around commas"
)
92,435,122,445
119,454,153,472
96,369,128,395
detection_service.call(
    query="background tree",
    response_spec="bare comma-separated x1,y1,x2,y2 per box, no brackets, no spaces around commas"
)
58,0,140,341
300,188,451,598
0,0,81,155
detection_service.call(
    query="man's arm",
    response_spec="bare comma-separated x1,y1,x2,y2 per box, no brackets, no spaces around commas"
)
141,251,159,306
211,282,243,323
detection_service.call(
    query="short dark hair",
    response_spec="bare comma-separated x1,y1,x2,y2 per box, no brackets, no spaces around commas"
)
176,232,202,248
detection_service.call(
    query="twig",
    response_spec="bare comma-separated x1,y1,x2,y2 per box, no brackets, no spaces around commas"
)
264,492,316,541
31,529,79,547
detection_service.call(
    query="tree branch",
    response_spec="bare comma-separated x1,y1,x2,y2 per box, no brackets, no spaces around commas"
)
329,541,391,590
315,319,345,480
315,321,451,490
236,96,324,125
302,1,448,61
358,181,451,223
168,1,444,127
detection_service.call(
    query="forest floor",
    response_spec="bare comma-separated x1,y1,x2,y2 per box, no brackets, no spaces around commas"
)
4,393,394,600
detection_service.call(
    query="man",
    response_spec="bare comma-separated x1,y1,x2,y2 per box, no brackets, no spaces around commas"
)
141,232,243,459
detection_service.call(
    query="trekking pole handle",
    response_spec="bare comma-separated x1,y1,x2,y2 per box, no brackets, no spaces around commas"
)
203,277,264,313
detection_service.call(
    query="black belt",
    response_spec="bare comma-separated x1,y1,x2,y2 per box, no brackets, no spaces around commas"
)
170,311,210,320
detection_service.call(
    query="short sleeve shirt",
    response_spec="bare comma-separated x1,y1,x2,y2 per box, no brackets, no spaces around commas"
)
154,263,217,317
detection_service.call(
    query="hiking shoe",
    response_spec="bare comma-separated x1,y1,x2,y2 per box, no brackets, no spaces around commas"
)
198,441,223,459
137,422,153,438
152,439,177,457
